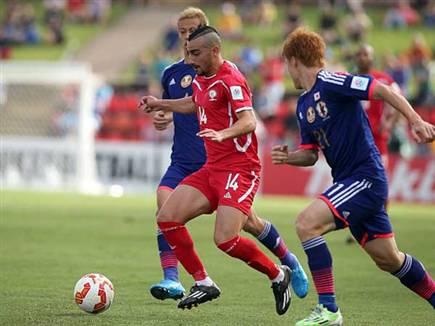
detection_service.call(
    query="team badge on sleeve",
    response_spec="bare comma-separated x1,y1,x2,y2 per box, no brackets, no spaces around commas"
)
314,92,320,101
307,107,316,123
230,86,244,100
181,75,193,88
316,101,328,118
350,76,369,91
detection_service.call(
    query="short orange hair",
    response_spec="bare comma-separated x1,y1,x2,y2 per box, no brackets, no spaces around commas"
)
282,27,325,68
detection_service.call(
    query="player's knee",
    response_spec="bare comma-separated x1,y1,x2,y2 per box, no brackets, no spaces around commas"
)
213,233,226,246
372,251,403,273
156,208,174,223
295,211,319,238
214,230,238,247
242,216,263,237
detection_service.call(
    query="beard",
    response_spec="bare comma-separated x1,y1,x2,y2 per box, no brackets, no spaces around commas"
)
192,65,203,75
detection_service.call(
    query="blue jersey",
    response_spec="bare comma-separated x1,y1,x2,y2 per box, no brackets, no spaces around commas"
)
161,59,206,165
297,70,386,182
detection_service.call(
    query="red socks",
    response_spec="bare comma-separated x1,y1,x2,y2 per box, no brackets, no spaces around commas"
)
158,221,207,281
158,222,280,282
218,236,280,280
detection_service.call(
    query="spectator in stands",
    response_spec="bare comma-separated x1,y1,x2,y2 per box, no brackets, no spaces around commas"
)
253,0,277,26
257,48,285,118
423,2,435,27
43,0,65,44
216,2,245,41
23,5,39,44
150,49,172,82
2,2,40,46
3,8,24,45
407,34,432,68
0,28,13,59
65,0,86,23
382,53,411,97
318,2,341,45
342,7,372,43
135,55,151,91
238,39,263,75
237,0,258,24
44,0,65,25
411,60,432,106
384,4,406,28
406,35,432,106
46,14,65,44
88,0,111,24
163,19,179,54
283,0,303,36
384,0,420,28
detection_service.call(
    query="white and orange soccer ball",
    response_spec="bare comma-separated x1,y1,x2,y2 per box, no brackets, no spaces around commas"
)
74,273,114,314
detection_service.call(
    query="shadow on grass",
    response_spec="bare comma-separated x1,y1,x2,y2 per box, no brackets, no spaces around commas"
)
55,312,88,317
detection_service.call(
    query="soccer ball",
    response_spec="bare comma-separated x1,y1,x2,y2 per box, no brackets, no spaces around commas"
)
74,273,115,314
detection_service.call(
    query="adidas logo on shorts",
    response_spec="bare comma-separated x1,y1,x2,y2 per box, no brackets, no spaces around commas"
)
224,192,232,199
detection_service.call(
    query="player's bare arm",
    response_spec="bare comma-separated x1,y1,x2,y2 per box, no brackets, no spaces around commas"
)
380,83,401,134
380,103,400,134
271,145,318,166
138,95,196,114
372,82,435,143
197,109,256,142
152,111,173,131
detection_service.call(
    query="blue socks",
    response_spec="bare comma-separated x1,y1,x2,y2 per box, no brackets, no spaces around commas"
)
302,236,338,312
157,229,179,281
257,221,298,269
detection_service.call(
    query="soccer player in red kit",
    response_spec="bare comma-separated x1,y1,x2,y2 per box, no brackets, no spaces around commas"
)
355,44,400,168
139,26,292,314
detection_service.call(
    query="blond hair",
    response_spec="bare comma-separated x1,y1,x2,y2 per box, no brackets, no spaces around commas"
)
178,7,209,26
282,27,326,68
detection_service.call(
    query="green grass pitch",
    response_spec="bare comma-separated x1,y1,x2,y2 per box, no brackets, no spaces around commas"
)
1,191,434,325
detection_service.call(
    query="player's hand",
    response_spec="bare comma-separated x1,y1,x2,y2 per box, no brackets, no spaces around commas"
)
137,95,161,113
271,144,289,164
410,118,435,143
197,129,225,142
152,111,173,131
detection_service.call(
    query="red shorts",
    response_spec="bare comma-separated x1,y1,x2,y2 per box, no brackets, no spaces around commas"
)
180,165,260,215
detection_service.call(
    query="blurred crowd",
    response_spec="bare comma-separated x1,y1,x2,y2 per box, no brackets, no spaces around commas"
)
2,0,433,157
95,0,435,157
0,0,111,59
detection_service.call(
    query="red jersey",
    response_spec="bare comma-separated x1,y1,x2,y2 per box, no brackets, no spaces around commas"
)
361,69,395,155
192,61,260,170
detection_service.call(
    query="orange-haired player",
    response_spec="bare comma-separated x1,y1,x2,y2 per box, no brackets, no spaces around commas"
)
272,27,435,325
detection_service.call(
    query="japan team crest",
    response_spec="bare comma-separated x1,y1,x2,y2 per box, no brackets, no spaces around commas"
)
307,107,316,123
316,101,328,118
181,75,193,88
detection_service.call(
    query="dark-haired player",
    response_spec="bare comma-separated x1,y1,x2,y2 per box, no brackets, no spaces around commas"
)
140,26,293,314
147,9,308,304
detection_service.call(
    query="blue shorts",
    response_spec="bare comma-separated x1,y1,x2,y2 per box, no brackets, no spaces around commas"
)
158,162,204,190
319,175,394,247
